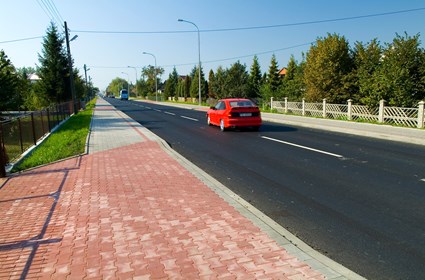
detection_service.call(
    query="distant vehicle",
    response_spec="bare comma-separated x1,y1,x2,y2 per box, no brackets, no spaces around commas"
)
119,89,129,100
206,98,262,131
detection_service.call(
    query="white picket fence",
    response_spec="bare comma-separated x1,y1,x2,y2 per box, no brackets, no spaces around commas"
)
271,98,425,129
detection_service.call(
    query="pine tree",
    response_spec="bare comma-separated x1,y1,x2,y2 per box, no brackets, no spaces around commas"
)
37,22,70,104
248,55,262,99
267,54,281,93
224,61,249,98
164,67,179,99
208,69,216,99
280,55,305,101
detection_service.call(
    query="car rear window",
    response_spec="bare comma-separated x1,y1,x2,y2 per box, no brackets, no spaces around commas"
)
229,100,255,107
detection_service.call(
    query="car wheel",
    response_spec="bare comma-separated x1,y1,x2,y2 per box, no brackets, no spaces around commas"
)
207,116,211,126
220,119,226,132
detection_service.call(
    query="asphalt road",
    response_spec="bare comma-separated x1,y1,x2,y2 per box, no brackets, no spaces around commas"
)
109,98,425,280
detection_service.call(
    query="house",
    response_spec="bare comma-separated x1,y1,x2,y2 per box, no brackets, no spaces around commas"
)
28,73,41,84
278,67,287,77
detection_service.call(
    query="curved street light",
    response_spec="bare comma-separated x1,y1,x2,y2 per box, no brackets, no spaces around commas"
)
178,18,201,106
142,52,158,102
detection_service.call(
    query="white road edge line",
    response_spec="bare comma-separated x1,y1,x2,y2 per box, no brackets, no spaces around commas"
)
261,136,343,158
164,111,176,116
181,115,199,122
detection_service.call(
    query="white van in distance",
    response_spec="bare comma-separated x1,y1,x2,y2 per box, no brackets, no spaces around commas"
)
119,89,129,100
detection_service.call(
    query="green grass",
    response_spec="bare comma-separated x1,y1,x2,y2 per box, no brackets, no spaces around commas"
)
12,99,96,172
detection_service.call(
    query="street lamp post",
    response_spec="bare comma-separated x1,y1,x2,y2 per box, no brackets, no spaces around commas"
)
142,52,158,102
121,72,130,97
178,18,201,106
127,66,138,97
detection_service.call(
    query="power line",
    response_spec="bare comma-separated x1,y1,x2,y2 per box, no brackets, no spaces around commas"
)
37,0,64,31
0,36,44,44
88,41,313,70
72,7,425,35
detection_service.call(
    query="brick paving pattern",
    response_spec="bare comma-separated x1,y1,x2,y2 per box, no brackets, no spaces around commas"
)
0,99,326,279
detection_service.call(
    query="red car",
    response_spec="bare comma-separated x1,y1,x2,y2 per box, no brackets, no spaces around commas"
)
206,98,262,131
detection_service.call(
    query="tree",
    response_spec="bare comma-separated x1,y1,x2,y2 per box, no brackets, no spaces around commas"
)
142,65,164,95
248,55,262,99
223,61,249,98
280,55,305,101
164,67,179,100
0,50,20,111
267,54,281,93
304,33,354,103
352,39,383,106
373,33,425,107
190,65,206,100
207,69,216,99
36,22,70,104
212,66,226,99
107,77,128,96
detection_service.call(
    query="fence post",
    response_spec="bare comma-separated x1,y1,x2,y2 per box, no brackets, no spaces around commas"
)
322,98,327,118
347,99,353,121
284,97,288,113
270,97,274,111
0,123,6,178
378,99,385,123
302,98,305,116
418,101,424,129
30,113,37,145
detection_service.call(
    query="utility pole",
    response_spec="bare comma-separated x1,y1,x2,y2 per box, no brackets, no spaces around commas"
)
64,21,78,114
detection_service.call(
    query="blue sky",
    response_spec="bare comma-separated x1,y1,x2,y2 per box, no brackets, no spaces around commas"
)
1,0,424,91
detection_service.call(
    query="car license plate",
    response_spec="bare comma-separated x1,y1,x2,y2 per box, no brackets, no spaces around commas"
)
240,113,252,117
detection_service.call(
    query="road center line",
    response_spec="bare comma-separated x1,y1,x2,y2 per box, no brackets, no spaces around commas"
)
164,111,176,116
181,115,199,122
261,136,343,158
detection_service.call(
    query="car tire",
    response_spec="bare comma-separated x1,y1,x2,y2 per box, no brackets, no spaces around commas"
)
220,119,226,132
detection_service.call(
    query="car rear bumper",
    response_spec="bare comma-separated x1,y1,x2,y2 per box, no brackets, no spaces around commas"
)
226,117,262,127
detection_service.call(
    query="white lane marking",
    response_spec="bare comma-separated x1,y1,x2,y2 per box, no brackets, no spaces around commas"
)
146,106,151,109
164,111,176,116
420,179,425,182
261,136,343,158
181,115,199,122
154,109,162,112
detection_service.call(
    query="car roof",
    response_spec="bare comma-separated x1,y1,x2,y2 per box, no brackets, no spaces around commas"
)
220,98,251,102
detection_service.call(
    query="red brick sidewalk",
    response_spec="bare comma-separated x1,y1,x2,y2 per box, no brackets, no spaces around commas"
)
0,137,324,279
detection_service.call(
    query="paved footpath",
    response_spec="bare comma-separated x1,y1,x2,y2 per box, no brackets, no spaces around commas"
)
0,98,364,279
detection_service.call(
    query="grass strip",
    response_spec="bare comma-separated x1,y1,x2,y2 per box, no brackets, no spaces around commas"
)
12,99,96,172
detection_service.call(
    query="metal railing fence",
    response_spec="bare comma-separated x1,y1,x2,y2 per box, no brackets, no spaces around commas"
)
0,101,75,176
